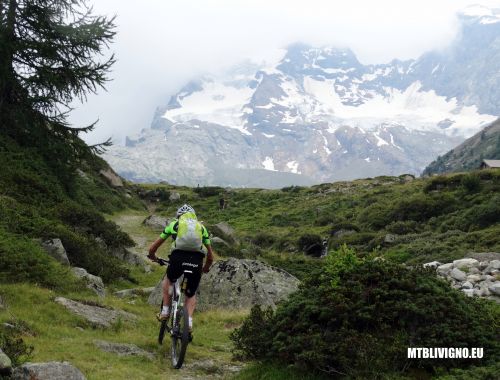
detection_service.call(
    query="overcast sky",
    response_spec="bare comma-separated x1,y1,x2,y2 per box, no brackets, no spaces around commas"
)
70,0,500,145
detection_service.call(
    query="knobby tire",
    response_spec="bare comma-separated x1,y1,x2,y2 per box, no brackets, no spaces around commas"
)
171,305,190,369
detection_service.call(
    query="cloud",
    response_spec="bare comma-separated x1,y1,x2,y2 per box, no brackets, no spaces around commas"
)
70,0,500,145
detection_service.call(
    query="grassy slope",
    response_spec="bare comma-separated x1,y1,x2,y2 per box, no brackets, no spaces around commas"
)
0,283,245,379
423,118,500,175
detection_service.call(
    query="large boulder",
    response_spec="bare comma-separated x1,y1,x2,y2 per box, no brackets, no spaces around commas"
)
54,297,136,328
0,349,12,376
99,168,123,187
452,258,479,269
40,239,70,266
209,222,238,245
111,247,148,266
94,340,154,360
11,362,85,380
142,215,170,231
169,192,181,201
71,268,106,298
148,258,300,310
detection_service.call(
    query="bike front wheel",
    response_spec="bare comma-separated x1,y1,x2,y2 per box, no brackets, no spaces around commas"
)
171,306,190,369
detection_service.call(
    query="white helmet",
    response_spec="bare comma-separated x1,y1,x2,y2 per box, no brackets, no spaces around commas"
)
176,204,195,218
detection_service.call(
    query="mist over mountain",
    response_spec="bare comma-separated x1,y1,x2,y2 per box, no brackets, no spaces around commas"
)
105,6,500,187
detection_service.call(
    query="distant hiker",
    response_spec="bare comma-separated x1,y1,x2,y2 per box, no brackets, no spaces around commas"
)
219,196,225,210
148,204,214,337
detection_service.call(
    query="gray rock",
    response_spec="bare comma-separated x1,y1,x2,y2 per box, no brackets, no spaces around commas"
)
490,260,500,269
423,261,442,268
437,263,453,275
210,222,238,245
452,258,479,269
450,268,467,282
461,281,473,289
479,261,489,270
99,168,123,187
11,362,85,380
54,297,136,328
333,229,357,238
489,282,500,296
114,287,155,298
468,252,500,262
111,247,147,266
41,239,70,266
71,268,106,298
466,274,481,283
149,258,300,311
384,234,398,244
462,289,474,297
169,192,181,201
211,237,230,247
142,215,170,231
0,349,12,375
468,267,481,275
94,340,154,360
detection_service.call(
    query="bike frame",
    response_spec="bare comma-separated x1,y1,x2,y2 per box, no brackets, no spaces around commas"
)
170,270,191,335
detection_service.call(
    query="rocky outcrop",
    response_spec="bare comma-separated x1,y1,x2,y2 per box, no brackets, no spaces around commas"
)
425,256,500,303
148,258,299,310
11,362,85,380
71,268,106,298
40,239,70,266
210,222,238,245
111,247,148,266
142,215,170,231
169,192,181,201
94,340,154,360
54,297,136,328
0,349,12,375
99,168,124,187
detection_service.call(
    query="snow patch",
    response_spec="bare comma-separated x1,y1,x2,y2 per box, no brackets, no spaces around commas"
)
262,157,277,171
262,133,275,138
286,161,301,174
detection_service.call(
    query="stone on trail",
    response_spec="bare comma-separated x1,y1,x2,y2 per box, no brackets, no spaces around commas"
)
41,238,70,266
11,362,85,380
148,258,300,310
71,267,106,298
94,340,154,360
54,297,136,328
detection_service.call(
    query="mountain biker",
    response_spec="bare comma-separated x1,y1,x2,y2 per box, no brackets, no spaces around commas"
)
147,204,214,335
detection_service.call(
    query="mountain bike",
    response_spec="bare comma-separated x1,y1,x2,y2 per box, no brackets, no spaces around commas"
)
156,258,191,369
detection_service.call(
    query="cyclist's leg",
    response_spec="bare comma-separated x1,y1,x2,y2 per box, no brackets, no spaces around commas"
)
185,295,196,318
162,252,183,316
181,252,204,330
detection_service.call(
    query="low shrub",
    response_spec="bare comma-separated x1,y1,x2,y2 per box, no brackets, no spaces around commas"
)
193,186,224,198
231,251,500,378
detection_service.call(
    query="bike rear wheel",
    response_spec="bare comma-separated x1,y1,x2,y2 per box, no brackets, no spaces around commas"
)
171,306,190,369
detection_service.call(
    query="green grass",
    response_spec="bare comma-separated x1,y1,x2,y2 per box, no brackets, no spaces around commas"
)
0,283,247,379
234,362,329,380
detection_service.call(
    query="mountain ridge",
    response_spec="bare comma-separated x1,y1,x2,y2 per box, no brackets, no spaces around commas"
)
105,6,500,187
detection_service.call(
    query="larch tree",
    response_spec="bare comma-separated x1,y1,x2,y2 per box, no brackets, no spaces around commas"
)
0,0,116,164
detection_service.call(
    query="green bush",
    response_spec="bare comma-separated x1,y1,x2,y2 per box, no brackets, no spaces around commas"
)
0,323,34,367
461,173,482,193
385,220,420,235
251,232,276,248
193,186,224,198
0,229,80,290
231,255,500,378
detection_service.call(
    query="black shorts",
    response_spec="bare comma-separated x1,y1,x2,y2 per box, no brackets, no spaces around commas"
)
166,250,204,298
